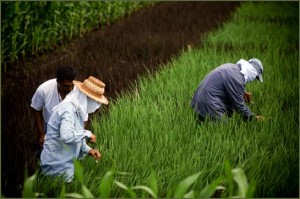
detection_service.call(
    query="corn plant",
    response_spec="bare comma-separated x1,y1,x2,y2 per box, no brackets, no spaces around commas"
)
25,160,252,198
2,1,153,64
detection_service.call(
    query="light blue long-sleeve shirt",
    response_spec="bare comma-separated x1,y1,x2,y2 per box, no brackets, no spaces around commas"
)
40,101,92,182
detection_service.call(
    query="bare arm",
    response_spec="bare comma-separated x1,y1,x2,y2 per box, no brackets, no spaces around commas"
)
224,78,254,120
31,107,45,146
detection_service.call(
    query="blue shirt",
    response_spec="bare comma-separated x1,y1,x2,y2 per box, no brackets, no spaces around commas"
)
191,63,253,120
40,101,92,182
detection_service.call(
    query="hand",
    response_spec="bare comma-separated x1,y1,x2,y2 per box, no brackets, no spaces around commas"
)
89,133,97,143
255,115,265,121
39,134,45,147
88,149,101,160
244,91,252,103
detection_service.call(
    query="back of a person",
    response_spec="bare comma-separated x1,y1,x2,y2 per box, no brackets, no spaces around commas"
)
191,63,242,118
41,101,83,180
40,76,106,182
191,58,264,122
40,79,61,123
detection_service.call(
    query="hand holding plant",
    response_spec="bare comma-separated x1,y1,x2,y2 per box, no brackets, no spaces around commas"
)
88,149,101,160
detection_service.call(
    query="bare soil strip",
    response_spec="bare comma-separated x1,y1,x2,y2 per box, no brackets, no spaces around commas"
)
2,2,239,196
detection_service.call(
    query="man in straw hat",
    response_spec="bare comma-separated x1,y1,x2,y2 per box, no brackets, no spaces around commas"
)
40,76,108,182
191,58,265,122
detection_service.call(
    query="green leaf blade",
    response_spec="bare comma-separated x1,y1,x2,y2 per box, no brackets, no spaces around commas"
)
232,168,248,198
132,185,157,198
173,171,201,198
98,170,114,198
22,173,37,198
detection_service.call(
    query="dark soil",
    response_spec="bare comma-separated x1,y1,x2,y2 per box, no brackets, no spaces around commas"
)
2,2,240,197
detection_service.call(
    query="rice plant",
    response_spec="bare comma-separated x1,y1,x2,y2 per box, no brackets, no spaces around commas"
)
33,2,298,197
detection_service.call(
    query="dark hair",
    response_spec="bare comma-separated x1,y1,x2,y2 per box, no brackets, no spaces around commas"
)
56,66,77,82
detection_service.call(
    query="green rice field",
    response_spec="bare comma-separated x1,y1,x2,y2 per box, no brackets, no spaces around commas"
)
32,2,299,198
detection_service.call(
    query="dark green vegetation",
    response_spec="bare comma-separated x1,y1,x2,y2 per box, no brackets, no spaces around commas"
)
25,160,253,198
1,1,150,64
33,2,299,198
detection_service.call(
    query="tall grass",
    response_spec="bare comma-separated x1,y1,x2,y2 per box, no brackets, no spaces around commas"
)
35,2,298,197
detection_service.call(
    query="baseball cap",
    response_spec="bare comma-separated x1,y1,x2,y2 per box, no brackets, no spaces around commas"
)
248,58,263,82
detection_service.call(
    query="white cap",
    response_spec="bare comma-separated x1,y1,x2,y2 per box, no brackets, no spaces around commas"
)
248,58,263,82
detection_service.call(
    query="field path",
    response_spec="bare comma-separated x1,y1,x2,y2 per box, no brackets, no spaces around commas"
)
2,2,239,196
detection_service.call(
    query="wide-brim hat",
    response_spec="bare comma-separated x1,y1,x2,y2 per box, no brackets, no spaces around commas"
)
73,76,109,105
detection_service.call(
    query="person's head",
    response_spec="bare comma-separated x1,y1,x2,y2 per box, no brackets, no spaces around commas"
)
63,76,108,122
248,58,263,82
56,66,77,97
73,76,108,112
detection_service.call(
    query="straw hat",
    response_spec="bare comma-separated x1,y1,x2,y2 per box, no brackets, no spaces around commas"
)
73,76,109,105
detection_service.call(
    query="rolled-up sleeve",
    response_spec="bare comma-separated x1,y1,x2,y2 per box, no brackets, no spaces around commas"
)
59,111,92,143
78,139,92,160
224,77,253,120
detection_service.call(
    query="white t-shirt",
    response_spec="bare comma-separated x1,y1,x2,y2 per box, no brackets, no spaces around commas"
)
31,78,62,123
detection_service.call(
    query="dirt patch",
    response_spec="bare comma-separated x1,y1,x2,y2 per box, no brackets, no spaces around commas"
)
2,2,239,197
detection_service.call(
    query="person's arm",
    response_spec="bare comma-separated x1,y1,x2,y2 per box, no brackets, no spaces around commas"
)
224,78,254,121
242,92,264,120
78,139,92,159
84,119,90,129
31,107,45,146
59,107,94,143
84,117,98,143
78,139,101,160
31,87,46,145
243,91,252,103
59,107,100,159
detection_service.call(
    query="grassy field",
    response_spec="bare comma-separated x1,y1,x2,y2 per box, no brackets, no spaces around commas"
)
34,2,298,197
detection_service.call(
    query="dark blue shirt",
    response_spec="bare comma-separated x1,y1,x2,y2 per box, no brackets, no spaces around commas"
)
191,63,253,120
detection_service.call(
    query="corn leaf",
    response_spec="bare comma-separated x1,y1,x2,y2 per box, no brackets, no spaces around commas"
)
232,168,248,198
173,172,201,198
98,170,114,198
198,177,223,198
22,173,36,198
114,180,136,198
82,184,94,198
184,190,195,198
147,170,158,196
65,193,84,198
132,185,157,198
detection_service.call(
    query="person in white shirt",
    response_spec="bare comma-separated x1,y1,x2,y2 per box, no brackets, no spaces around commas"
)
31,66,77,147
